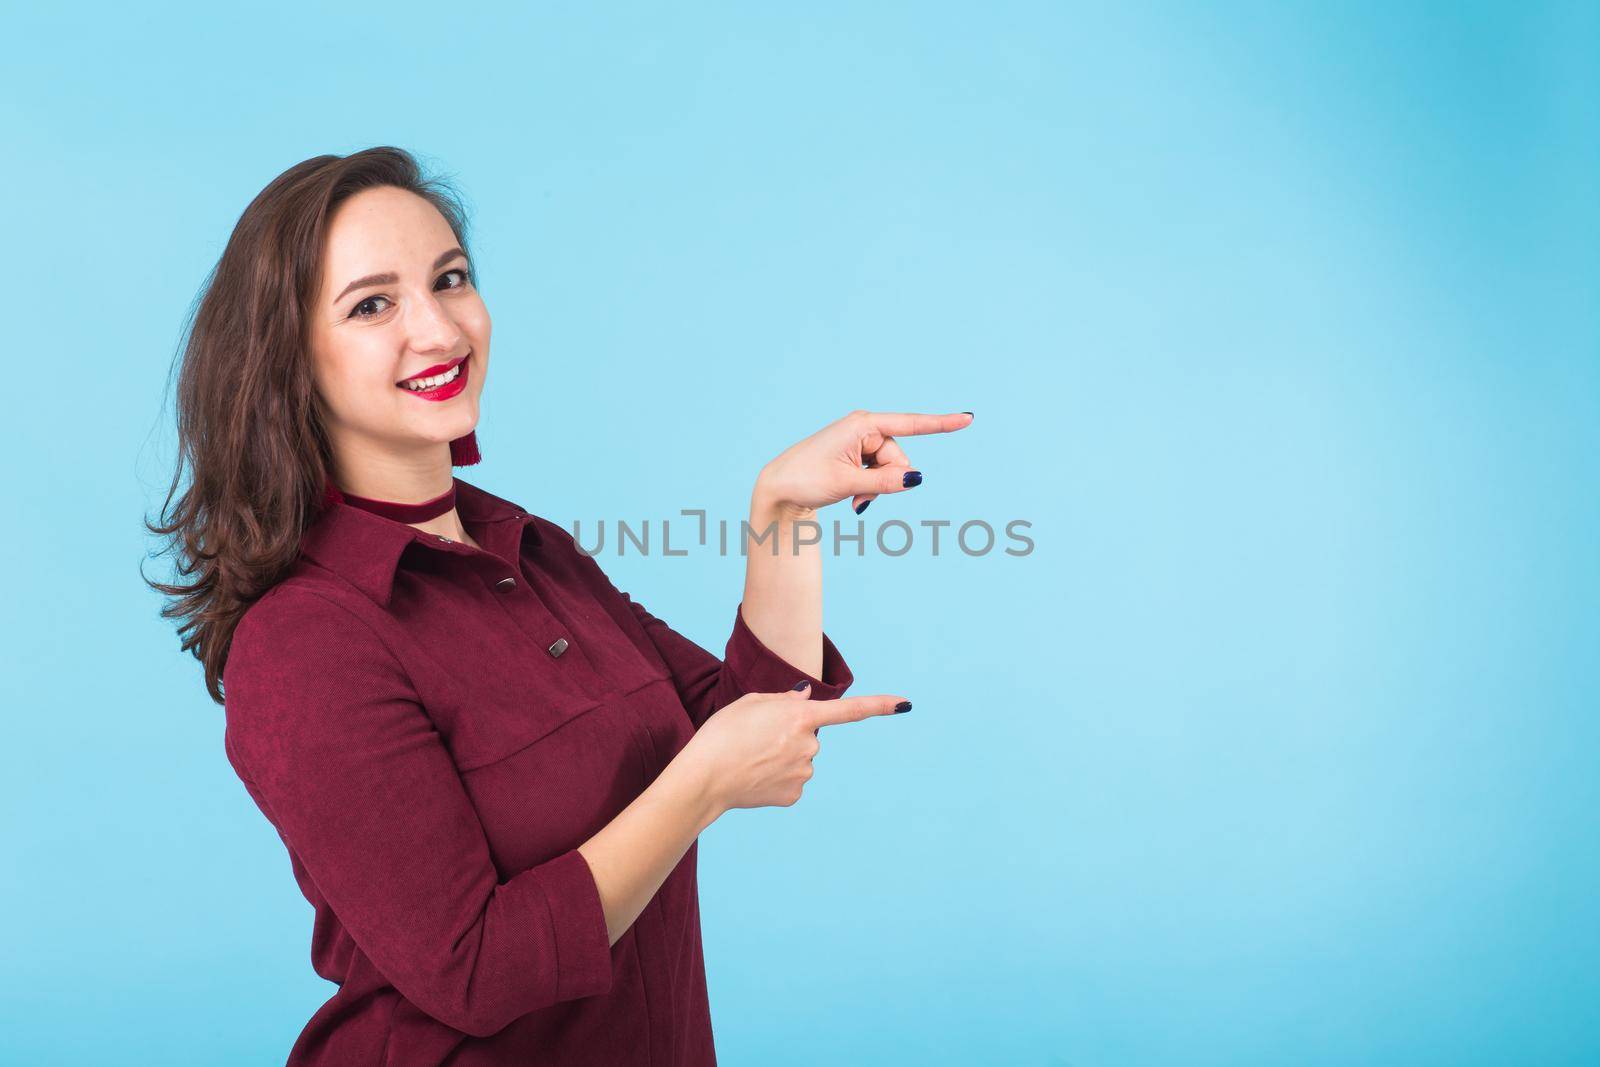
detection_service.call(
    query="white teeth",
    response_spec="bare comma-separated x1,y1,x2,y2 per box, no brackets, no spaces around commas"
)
401,362,462,390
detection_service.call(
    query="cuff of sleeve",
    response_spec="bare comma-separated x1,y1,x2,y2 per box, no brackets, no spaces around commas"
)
537,848,615,1002
725,600,855,701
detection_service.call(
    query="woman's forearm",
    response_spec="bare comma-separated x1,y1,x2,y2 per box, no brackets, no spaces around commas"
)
578,750,723,945
579,475,828,946
739,475,824,678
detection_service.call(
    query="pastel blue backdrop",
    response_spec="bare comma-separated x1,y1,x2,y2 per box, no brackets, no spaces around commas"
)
3,3,1596,1065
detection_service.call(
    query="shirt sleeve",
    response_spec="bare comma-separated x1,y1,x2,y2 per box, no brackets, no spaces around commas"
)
620,594,856,730
221,586,614,1038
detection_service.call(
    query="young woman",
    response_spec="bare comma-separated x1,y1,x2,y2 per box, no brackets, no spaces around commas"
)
147,146,970,1066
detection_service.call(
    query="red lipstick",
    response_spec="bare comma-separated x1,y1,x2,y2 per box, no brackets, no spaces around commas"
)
396,353,469,402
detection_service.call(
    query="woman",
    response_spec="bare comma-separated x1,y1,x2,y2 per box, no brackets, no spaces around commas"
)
147,146,971,1066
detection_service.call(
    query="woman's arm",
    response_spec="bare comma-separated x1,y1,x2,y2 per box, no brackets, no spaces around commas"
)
580,685,910,945
738,481,824,678
577,747,720,945
734,409,973,675
577,497,835,945
224,587,618,1037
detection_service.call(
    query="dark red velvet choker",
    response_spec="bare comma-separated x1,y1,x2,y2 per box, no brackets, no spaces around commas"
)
319,431,480,515
323,478,457,522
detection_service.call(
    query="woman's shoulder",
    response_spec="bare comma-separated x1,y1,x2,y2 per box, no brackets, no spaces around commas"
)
222,574,411,740
229,574,391,673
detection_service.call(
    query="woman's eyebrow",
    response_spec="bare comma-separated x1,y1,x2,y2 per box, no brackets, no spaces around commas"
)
332,247,468,305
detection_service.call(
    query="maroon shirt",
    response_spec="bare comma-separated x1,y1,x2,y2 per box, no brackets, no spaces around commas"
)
222,476,854,1066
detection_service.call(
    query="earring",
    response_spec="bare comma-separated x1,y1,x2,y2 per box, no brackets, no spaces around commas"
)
450,431,481,467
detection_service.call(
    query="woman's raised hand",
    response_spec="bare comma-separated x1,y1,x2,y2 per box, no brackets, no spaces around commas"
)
684,684,912,813
754,409,973,517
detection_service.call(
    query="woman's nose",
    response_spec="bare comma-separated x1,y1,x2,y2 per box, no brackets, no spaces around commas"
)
405,292,464,352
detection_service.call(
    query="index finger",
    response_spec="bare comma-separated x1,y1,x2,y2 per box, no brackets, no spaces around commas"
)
862,411,973,438
802,694,913,729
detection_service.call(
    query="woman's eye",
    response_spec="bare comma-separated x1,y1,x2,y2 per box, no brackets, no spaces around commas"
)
349,269,469,320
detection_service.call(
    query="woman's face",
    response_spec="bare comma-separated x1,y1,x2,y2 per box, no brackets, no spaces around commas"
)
307,185,490,469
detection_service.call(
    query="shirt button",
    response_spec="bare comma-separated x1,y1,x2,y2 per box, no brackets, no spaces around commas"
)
548,637,569,657
495,576,517,591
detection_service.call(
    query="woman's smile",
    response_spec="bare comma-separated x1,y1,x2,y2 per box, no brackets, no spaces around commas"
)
396,351,470,401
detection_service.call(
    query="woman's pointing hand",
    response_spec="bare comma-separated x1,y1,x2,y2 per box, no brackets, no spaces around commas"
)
753,409,974,518
685,685,912,813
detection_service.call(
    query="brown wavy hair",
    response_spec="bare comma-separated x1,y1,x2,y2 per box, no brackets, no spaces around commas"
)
144,147,476,705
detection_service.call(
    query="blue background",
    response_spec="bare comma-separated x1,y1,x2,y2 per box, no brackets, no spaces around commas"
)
3,2,1596,1064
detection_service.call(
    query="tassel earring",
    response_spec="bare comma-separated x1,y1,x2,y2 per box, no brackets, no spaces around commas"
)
450,431,481,467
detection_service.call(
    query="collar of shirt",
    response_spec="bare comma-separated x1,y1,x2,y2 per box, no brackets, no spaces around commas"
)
299,476,543,608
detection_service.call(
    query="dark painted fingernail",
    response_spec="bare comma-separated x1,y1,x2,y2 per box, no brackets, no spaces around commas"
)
792,680,811,691
854,498,871,514
902,470,923,488
961,411,973,418
892,700,912,714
